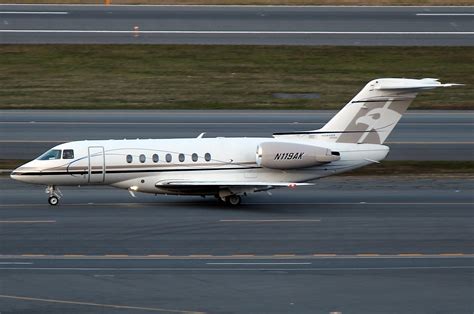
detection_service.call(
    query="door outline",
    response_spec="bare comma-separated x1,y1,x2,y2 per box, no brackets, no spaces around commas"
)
88,146,105,183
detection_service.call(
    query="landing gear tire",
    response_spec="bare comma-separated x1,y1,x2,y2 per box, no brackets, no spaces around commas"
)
46,185,62,206
48,196,59,206
225,195,241,206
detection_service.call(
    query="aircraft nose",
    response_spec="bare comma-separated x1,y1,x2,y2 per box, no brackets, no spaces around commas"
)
10,167,21,181
10,162,36,183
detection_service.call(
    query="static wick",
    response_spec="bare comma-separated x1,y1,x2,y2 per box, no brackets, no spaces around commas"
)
133,26,140,37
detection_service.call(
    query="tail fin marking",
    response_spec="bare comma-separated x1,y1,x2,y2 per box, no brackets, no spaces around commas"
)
315,78,459,144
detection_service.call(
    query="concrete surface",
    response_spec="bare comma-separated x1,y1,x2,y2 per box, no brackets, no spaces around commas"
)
0,176,472,313
0,5,473,45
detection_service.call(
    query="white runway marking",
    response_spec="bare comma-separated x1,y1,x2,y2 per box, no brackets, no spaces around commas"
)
0,220,56,224
0,11,68,14
417,13,474,16
0,262,33,265
206,262,312,265
246,202,474,206
93,274,115,277
0,140,62,143
0,254,471,260
0,30,472,35
0,202,472,208
220,219,321,222
0,121,323,125
0,266,472,271
1,121,471,126
385,142,474,144
0,294,202,314
0,4,471,7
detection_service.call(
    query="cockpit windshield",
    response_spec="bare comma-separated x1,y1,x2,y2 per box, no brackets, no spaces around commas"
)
62,149,74,159
37,149,62,160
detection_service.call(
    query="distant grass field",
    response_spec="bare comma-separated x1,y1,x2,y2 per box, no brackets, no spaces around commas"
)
2,160,473,176
346,161,474,176
1,0,472,4
0,45,472,110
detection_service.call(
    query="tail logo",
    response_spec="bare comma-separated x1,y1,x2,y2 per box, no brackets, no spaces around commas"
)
337,98,405,144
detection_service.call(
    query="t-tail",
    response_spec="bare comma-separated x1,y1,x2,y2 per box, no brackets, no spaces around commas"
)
274,78,461,144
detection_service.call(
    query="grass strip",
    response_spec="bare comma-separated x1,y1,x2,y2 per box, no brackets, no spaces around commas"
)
3,160,473,176
0,0,472,5
0,45,472,110
0,160,27,171
345,161,474,176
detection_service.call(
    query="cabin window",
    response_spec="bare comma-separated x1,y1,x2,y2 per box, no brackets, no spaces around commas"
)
38,149,62,160
126,155,133,163
166,153,172,163
139,154,146,163
152,154,159,163
204,153,211,162
179,153,185,162
62,149,74,159
192,153,198,162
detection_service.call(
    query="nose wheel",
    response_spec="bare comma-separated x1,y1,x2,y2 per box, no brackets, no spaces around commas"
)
45,185,62,206
48,196,59,206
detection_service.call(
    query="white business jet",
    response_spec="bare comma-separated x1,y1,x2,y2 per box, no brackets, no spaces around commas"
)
11,78,458,206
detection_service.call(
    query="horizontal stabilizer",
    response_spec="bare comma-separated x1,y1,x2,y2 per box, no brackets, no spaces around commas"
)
374,78,462,90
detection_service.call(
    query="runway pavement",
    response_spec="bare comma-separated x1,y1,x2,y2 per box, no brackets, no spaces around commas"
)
1,110,473,161
0,5,473,45
0,176,472,313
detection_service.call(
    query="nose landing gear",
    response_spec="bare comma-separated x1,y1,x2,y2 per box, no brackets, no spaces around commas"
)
45,185,62,206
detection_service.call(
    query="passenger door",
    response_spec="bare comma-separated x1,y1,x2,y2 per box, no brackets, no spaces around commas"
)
88,146,105,183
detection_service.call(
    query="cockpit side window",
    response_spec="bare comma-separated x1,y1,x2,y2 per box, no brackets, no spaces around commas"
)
63,149,74,159
38,149,62,160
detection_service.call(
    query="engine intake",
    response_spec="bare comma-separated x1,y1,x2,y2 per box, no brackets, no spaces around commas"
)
256,142,340,170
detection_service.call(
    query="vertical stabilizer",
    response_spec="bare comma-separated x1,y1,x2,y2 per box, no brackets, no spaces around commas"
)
313,78,458,144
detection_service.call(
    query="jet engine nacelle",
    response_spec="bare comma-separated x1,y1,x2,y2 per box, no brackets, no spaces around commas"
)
256,142,340,170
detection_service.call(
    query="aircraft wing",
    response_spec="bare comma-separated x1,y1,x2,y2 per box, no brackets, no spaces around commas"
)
156,180,313,187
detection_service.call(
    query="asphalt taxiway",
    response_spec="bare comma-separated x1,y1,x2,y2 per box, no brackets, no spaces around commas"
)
1,110,472,161
0,5,473,45
0,176,472,313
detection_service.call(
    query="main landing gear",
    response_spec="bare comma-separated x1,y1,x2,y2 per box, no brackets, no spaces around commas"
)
46,185,62,206
217,194,242,207
226,195,241,206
